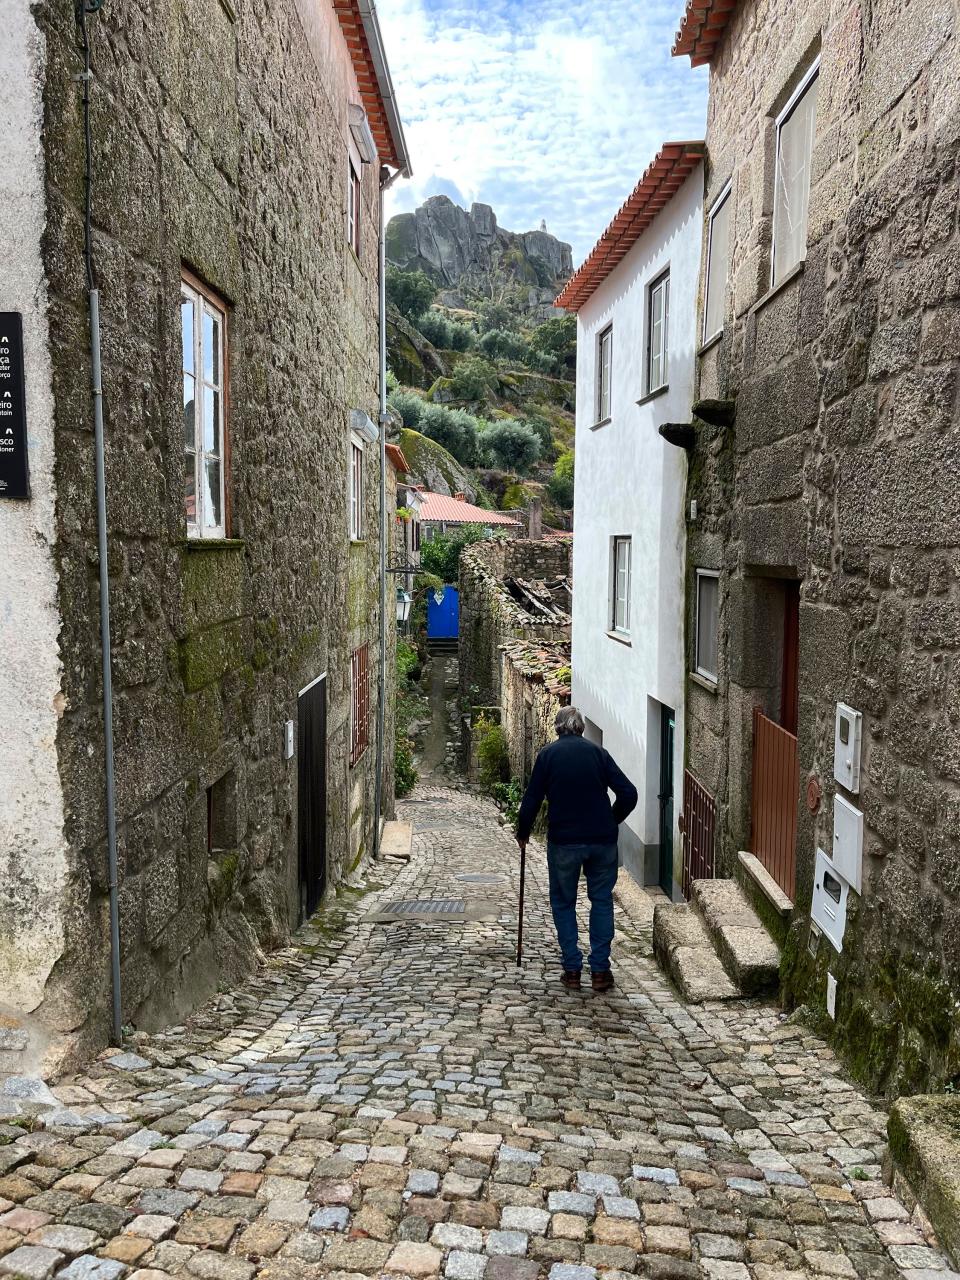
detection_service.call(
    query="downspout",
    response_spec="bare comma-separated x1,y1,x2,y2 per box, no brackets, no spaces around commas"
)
373,163,403,855
77,0,122,1045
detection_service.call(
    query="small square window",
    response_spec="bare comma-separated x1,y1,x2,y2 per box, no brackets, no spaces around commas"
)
182,276,228,538
610,536,632,635
646,270,670,393
596,325,612,422
695,570,720,682
772,62,820,286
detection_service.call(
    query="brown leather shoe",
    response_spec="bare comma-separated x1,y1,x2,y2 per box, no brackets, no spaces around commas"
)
591,970,615,992
560,970,582,989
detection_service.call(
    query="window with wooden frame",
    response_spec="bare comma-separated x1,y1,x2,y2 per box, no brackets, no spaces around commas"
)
596,324,612,423
695,570,720,683
703,185,731,343
646,269,670,393
772,60,820,286
349,436,364,540
610,536,632,636
181,274,228,538
347,157,362,257
350,644,370,766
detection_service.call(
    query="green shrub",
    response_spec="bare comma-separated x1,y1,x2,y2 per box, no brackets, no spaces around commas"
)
474,715,510,789
548,449,575,507
386,265,436,321
480,419,541,474
490,779,523,826
397,639,419,686
418,403,480,466
451,355,497,401
530,314,577,371
395,729,418,797
477,301,519,334
389,389,427,428
419,525,488,583
478,328,527,362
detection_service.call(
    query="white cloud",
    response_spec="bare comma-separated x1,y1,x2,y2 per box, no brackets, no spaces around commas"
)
378,0,708,262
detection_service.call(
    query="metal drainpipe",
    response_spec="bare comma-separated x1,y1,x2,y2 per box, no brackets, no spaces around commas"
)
77,0,122,1046
373,165,403,856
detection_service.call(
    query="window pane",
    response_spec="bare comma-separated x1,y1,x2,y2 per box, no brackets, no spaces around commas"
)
181,298,194,374
773,72,819,284
203,385,221,455
203,456,222,530
704,193,731,339
184,451,197,526
183,373,196,448
202,308,220,384
697,575,719,679
662,278,669,380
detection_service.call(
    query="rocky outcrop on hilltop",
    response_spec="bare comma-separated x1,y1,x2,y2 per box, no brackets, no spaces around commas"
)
387,197,573,312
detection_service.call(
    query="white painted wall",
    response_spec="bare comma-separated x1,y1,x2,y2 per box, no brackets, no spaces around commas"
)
570,163,703,892
0,8,69,1014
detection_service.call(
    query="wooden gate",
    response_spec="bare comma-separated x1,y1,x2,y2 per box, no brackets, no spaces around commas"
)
750,706,798,900
681,769,717,898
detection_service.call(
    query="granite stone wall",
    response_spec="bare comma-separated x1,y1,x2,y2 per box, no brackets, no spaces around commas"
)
500,641,572,786
459,538,572,711
687,0,960,1093
9,0,392,1071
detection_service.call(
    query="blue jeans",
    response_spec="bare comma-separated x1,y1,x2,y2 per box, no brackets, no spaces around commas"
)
546,841,619,973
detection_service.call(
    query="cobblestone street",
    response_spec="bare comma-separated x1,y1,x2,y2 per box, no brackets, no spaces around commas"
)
0,785,954,1280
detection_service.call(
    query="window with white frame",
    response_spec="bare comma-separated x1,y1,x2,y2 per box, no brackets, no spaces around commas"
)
610,536,632,635
772,61,820,286
646,270,670,393
347,157,362,257
349,437,364,539
181,277,227,539
596,325,612,422
703,186,731,343
695,570,720,682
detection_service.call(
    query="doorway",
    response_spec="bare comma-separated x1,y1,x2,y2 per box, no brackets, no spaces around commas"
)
657,704,676,896
298,674,327,919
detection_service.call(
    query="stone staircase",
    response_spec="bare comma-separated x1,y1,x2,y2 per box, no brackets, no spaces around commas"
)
653,876,782,1002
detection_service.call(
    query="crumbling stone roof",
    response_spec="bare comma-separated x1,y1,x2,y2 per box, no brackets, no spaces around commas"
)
501,638,572,700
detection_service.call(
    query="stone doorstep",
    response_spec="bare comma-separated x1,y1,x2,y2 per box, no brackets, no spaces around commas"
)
380,821,414,862
887,1093,960,1269
651,903,741,1003
737,850,794,918
690,878,781,997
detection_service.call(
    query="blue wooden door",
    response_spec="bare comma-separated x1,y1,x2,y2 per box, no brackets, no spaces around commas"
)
427,586,459,639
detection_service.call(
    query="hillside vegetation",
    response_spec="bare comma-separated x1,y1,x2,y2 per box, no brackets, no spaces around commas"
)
385,198,576,528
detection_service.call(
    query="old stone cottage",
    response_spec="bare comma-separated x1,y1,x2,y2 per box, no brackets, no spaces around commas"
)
1,0,409,1075
675,0,960,1093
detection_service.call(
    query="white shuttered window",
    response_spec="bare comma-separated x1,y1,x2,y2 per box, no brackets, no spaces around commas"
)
772,63,820,285
181,280,227,539
611,536,632,635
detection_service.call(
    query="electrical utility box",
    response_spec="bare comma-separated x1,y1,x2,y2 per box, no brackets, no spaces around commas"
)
832,793,863,893
834,703,862,793
812,848,849,952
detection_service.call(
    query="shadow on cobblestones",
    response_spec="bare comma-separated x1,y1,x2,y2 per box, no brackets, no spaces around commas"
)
0,784,953,1280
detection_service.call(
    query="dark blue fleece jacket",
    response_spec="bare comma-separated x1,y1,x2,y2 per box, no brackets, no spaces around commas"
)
516,733,638,846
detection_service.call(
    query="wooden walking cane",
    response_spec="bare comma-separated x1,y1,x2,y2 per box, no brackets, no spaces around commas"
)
516,841,526,965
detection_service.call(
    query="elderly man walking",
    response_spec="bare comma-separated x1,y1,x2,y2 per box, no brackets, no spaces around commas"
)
516,706,638,990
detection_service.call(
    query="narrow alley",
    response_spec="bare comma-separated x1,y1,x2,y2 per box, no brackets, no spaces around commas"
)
1,785,951,1280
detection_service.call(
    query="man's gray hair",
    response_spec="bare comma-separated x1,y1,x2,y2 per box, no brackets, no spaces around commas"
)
555,706,585,736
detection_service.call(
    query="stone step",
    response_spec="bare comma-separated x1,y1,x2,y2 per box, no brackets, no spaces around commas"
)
691,878,781,996
652,902,741,1003
380,820,413,861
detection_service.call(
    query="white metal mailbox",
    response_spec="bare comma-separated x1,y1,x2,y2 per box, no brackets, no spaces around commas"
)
834,703,862,793
812,847,849,952
832,793,863,892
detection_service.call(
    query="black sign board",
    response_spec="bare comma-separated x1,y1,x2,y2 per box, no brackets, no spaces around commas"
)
0,312,30,499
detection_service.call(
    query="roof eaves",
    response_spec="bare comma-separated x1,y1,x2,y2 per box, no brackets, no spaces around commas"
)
333,0,411,174
555,141,704,313
671,0,739,64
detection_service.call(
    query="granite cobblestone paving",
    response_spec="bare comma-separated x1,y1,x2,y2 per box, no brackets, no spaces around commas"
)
0,784,953,1280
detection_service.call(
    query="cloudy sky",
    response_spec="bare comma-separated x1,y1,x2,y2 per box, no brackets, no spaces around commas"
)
378,0,708,264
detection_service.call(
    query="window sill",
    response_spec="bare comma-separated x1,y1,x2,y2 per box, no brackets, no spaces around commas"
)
698,330,723,356
636,384,668,407
590,417,612,432
606,630,632,647
750,260,804,319
182,537,245,552
689,670,718,693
